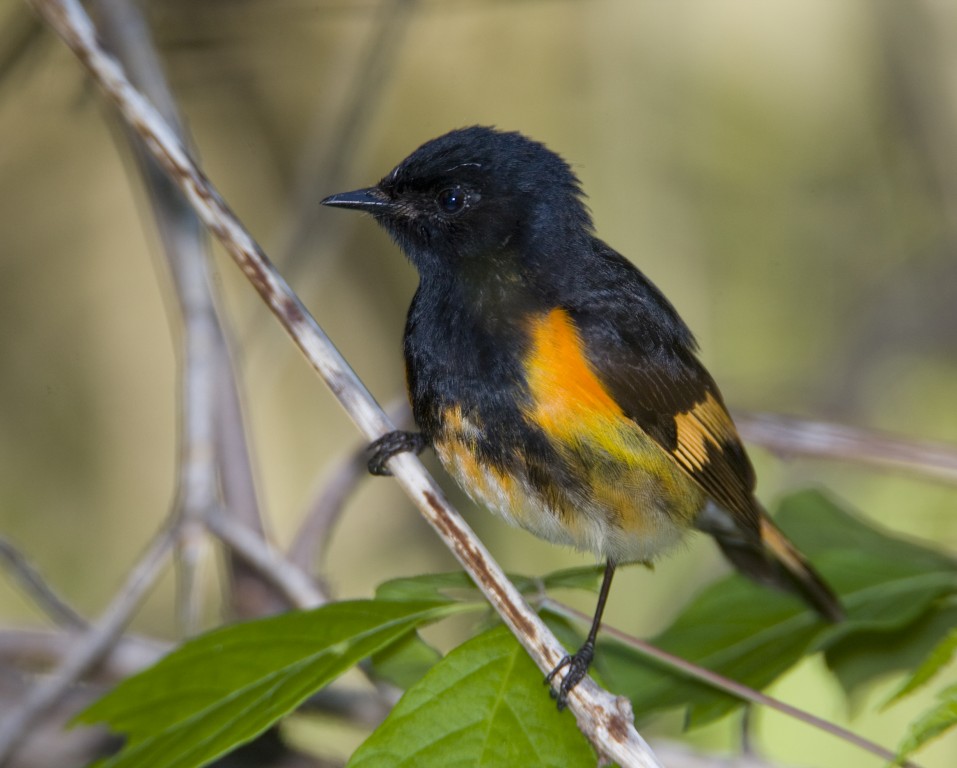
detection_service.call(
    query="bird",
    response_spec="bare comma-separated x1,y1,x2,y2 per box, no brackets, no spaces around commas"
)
321,126,843,709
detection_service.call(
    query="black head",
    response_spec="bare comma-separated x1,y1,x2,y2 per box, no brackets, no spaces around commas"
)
321,127,593,281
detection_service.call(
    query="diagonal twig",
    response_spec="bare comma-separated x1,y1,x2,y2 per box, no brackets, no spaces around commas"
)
278,0,418,280
0,629,170,682
93,0,290,625
93,0,221,637
736,411,957,485
0,536,87,630
206,508,326,610
543,599,923,768
288,396,412,572
26,1,661,764
0,527,174,765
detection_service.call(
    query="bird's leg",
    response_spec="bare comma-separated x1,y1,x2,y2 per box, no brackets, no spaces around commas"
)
367,431,427,476
546,559,616,710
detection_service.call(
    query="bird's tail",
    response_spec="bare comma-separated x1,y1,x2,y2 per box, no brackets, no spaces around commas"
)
698,503,844,622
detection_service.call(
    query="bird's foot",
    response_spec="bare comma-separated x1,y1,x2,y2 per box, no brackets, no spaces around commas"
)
545,640,594,711
367,431,427,476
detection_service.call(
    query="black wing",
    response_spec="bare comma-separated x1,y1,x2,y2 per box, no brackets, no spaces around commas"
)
566,242,760,534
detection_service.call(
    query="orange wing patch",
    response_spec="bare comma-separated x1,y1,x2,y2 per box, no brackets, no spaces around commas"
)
673,392,737,472
523,308,626,451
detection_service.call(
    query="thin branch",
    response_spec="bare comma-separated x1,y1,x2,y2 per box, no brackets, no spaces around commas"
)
240,0,416,423
0,675,116,768
0,527,174,765
213,338,288,618
288,397,412,571
206,509,327,610
93,0,283,625
543,599,922,768
0,536,87,630
27,1,661,763
288,441,369,573
279,0,417,279
93,0,218,636
0,629,170,682
736,411,957,485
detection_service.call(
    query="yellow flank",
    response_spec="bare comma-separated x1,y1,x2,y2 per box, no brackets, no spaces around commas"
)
523,309,628,458
434,436,527,541
434,405,520,518
442,403,469,434
438,437,519,510
673,392,736,471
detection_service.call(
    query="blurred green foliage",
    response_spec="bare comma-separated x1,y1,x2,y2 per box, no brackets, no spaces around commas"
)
79,492,957,766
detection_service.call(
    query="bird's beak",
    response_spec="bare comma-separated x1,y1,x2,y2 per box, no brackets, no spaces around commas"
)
320,187,390,211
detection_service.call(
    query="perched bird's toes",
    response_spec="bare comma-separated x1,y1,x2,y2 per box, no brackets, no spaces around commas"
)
367,431,426,476
545,643,594,710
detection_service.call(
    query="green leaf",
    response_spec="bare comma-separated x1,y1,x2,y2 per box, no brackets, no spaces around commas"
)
597,573,826,727
538,564,607,592
78,599,463,768
826,599,957,702
369,631,443,690
347,625,595,768
777,491,957,639
776,491,954,570
884,627,957,709
894,683,957,764
375,565,606,604
595,491,957,727
375,572,478,602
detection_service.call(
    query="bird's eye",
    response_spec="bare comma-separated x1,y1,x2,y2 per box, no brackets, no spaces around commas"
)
436,187,468,215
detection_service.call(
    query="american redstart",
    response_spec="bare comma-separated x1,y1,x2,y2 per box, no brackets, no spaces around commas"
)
322,126,843,708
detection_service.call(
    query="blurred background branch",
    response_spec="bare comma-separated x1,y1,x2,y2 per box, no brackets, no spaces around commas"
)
0,537,86,630
0,526,173,764
92,0,297,627
737,412,957,485
0,0,955,766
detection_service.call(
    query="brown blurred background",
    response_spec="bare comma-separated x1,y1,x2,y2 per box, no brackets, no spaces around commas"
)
1,0,955,765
